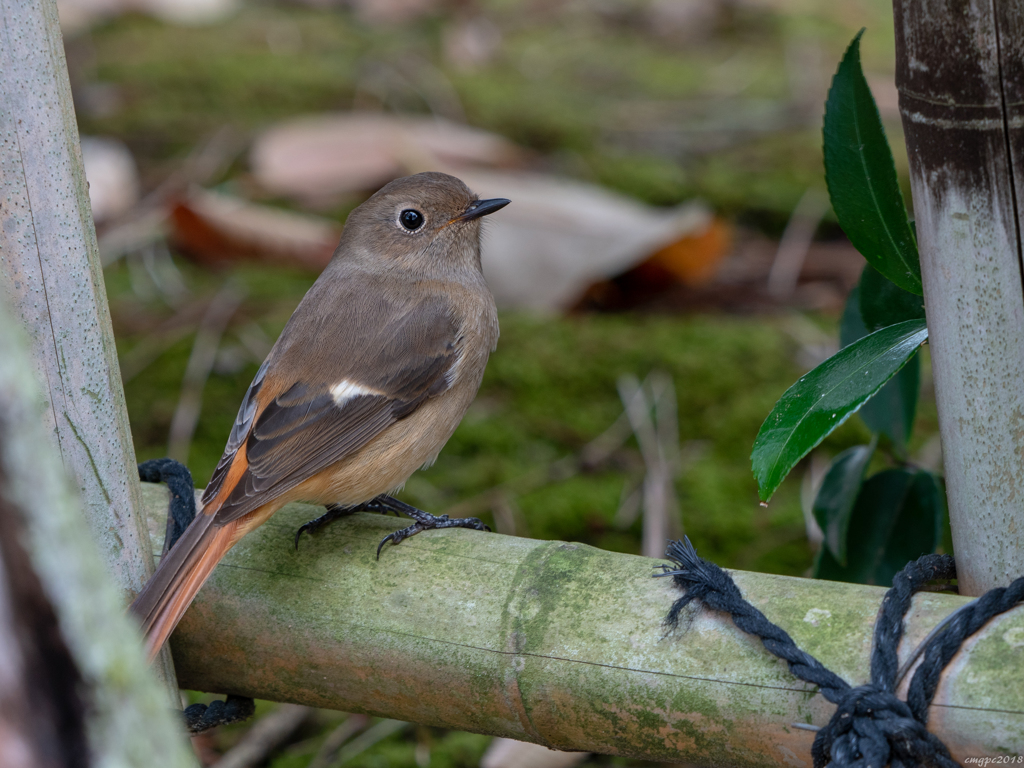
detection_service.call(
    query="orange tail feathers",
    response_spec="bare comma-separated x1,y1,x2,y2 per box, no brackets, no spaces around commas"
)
130,511,239,662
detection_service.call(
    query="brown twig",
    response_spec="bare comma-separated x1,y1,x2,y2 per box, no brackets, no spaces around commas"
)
617,371,682,558
99,126,246,265
117,300,209,383
490,492,528,537
211,704,312,768
167,283,246,463
440,405,636,521
766,187,828,299
306,714,370,768
331,719,409,766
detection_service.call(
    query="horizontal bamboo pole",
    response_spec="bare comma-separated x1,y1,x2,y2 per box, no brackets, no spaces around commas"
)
141,484,1024,766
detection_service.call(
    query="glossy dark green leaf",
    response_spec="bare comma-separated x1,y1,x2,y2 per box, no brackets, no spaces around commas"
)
839,285,869,348
860,358,919,450
858,264,926,332
813,441,875,565
824,30,921,295
814,469,944,586
841,285,921,449
751,318,928,501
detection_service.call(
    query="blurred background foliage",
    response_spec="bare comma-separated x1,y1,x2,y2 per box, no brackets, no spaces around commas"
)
72,0,908,222
61,0,941,764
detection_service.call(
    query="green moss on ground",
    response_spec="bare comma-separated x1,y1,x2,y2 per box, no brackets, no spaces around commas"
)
76,0,899,220
88,2,914,761
112,257,824,576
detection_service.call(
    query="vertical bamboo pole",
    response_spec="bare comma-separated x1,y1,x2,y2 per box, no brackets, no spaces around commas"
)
893,1,1024,595
0,0,180,691
0,306,195,768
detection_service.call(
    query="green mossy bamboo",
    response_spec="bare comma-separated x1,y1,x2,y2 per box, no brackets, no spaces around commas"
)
143,484,1024,766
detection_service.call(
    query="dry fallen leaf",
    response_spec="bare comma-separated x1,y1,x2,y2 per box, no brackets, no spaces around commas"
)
646,216,732,286
481,737,588,768
250,113,527,206
175,158,722,314
458,170,714,311
81,136,140,223
58,0,237,33
169,186,341,271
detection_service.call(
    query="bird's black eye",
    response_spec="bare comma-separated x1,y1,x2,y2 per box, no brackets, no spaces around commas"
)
399,209,424,231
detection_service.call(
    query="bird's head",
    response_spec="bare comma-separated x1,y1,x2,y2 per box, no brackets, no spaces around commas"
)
340,171,509,280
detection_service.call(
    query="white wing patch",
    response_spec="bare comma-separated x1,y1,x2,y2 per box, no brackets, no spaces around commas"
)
444,342,465,389
330,379,383,407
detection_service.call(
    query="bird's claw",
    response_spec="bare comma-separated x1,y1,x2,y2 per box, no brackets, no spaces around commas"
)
375,514,490,559
376,524,424,559
376,533,395,559
295,494,491,558
361,499,403,517
294,503,355,550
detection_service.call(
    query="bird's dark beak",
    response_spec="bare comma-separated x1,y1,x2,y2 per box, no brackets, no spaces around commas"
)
456,198,510,222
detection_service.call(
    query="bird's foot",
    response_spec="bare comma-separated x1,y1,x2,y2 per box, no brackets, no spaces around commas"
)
294,495,418,549
294,495,490,557
376,500,490,559
294,503,357,550
352,494,409,518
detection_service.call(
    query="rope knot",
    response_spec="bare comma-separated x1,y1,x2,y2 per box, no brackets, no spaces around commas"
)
813,682,941,768
654,539,1002,768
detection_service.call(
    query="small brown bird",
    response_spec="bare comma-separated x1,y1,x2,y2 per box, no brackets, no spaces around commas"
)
131,172,508,661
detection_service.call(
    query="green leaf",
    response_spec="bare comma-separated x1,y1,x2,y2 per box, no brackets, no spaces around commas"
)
858,264,926,332
814,469,944,586
860,359,919,450
824,30,921,295
839,284,870,348
751,318,928,501
841,284,921,448
813,441,875,565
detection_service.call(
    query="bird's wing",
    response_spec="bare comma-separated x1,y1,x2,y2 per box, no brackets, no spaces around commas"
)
201,289,459,524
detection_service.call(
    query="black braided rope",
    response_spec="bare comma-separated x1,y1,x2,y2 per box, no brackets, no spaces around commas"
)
906,576,1024,724
138,459,255,734
656,537,1024,768
138,458,197,552
183,695,256,735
